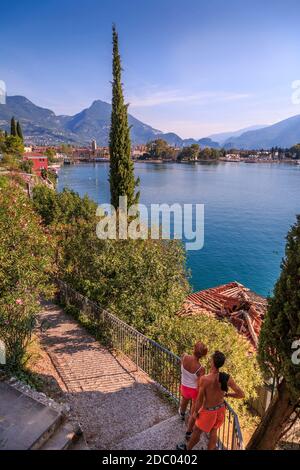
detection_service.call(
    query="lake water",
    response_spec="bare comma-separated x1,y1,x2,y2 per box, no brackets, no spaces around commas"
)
57,161,300,297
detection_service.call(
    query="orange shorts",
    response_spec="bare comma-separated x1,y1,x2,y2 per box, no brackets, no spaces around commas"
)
181,385,198,401
195,405,225,433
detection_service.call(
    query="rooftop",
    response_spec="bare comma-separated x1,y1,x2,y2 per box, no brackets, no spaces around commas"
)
179,282,267,351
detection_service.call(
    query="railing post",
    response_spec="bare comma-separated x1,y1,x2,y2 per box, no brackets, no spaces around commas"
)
231,420,236,450
136,334,139,371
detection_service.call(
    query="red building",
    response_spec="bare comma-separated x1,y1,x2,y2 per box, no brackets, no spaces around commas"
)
23,155,48,176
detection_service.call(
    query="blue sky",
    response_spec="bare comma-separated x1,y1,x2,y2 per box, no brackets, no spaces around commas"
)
1,0,300,137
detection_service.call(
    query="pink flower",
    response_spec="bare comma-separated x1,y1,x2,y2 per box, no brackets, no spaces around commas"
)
16,299,23,305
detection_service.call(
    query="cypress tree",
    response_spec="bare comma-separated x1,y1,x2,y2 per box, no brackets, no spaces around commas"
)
10,117,17,136
247,216,300,449
109,25,139,209
17,121,23,141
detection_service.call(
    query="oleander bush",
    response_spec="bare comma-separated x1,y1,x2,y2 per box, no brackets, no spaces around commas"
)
0,182,54,370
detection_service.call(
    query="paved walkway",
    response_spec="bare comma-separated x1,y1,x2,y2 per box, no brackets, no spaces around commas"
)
38,302,207,450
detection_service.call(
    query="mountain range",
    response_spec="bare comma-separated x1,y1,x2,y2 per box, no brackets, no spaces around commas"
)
208,125,267,145
1,95,300,149
0,96,219,148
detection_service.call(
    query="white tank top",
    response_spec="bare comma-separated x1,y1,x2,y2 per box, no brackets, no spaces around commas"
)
181,363,202,389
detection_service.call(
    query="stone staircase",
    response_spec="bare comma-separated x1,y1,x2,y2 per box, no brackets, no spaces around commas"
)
0,381,87,450
114,414,208,450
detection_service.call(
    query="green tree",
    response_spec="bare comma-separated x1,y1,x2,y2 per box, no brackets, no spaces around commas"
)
0,182,54,370
146,139,176,160
0,129,5,152
45,148,57,163
16,121,23,141
61,226,190,334
19,159,33,174
2,135,24,157
199,147,220,160
109,25,139,209
32,185,58,225
247,216,300,449
60,144,73,156
10,117,17,136
290,143,300,159
177,144,200,161
33,186,189,335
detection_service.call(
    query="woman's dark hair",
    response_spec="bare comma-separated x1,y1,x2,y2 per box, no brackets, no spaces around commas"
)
212,350,226,369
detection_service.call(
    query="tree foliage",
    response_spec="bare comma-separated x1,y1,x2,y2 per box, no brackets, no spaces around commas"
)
45,148,57,163
32,186,190,334
0,182,54,369
0,134,24,157
258,215,300,401
145,139,177,160
16,121,23,141
247,216,300,449
10,117,17,136
109,25,139,208
177,144,200,161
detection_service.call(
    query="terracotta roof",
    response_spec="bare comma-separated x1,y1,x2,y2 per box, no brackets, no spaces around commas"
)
179,282,267,351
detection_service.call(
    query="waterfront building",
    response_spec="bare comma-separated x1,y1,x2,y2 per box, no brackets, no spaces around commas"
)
22,155,48,176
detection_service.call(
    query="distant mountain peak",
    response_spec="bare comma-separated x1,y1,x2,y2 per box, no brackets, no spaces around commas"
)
1,95,300,149
223,114,300,149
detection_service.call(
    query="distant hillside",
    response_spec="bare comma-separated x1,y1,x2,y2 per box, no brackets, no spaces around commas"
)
208,125,267,144
223,115,300,149
0,96,165,146
2,95,299,149
0,95,221,148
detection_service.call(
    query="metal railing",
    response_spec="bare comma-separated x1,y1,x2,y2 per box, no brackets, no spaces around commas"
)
57,279,244,450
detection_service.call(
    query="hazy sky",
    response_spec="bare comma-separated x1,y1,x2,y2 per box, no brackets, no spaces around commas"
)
1,0,300,137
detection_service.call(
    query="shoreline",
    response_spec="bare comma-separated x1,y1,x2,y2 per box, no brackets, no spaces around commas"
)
61,158,299,165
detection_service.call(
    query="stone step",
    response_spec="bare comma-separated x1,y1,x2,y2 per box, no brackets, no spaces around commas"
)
114,414,208,450
68,435,90,450
0,381,63,450
31,414,64,450
40,422,78,450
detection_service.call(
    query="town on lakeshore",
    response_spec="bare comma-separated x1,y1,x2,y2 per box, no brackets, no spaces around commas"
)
12,139,300,180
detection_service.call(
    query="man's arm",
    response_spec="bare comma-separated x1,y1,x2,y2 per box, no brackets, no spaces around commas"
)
193,377,206,417
226,377,245,399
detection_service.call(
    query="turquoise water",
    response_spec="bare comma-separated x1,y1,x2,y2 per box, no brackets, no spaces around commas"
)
57,162,300,297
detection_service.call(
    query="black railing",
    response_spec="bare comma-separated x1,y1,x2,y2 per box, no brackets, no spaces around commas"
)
57,279,244,450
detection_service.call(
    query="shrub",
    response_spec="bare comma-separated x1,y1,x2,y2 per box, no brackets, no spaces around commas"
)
0,182,54,370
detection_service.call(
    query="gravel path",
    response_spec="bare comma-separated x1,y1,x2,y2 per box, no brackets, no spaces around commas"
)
38,302,177,449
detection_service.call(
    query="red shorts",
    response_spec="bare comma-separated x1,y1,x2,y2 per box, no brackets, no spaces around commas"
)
180,384,198,401
195,405,225,433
